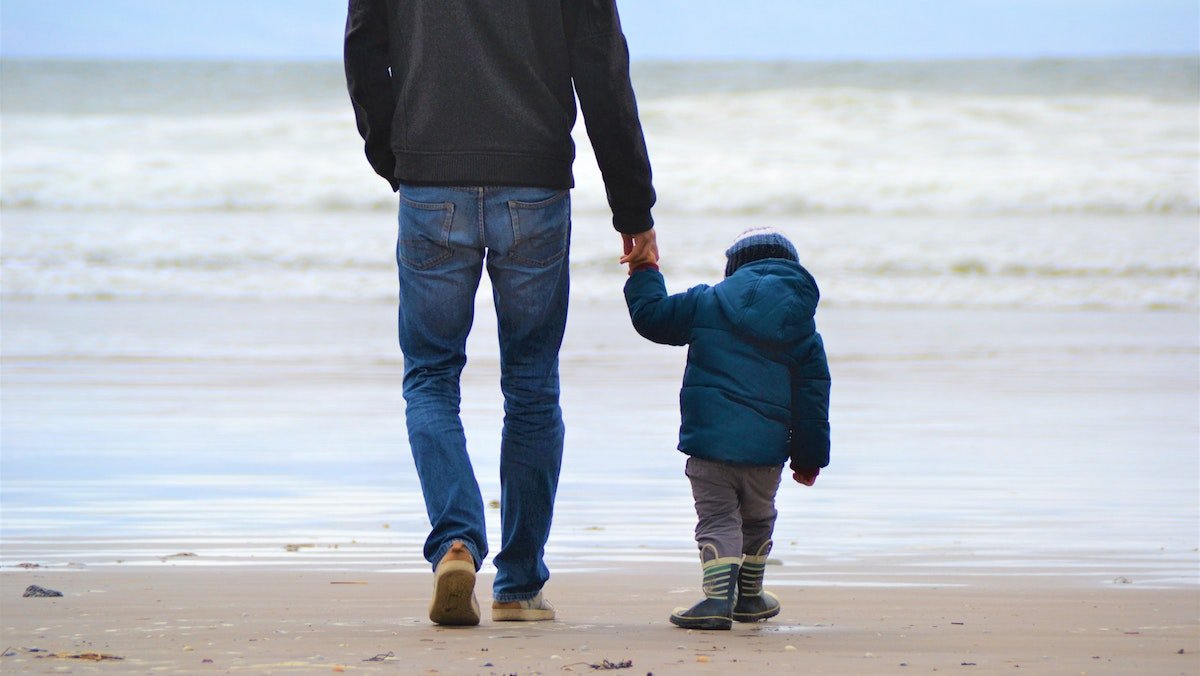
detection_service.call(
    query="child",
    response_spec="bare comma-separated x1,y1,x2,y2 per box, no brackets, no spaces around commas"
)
624,227,831,630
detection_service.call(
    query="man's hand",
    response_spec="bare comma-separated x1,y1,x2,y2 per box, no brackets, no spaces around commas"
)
790,460,820,486
620,227,659,268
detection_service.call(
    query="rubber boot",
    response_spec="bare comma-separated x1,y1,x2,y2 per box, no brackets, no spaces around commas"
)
669,544,739,630
733,539,781,622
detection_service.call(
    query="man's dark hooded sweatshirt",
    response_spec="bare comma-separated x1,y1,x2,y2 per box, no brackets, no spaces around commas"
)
624,260,832,470
344,0,656,234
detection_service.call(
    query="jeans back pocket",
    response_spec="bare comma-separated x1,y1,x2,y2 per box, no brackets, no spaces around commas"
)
398,195,455,270
507,190,570,268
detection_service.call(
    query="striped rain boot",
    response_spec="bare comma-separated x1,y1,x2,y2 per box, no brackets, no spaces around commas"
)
669,544,739,630
732,539,781,622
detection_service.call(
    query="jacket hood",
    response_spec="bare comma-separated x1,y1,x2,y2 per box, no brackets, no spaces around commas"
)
713,259,819,344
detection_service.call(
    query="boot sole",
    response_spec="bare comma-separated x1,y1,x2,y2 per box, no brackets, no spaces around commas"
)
429,561,479,626
669,613,732,630
732,606,781,622
733,591,781,622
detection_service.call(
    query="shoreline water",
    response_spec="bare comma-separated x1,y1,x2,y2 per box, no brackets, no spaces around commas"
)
3,298,1196,589
2,210,1195,309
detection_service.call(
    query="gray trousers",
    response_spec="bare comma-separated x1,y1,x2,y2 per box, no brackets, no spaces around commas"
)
685,456,783,559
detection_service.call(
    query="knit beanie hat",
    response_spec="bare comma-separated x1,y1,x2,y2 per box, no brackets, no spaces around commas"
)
724,227,799,277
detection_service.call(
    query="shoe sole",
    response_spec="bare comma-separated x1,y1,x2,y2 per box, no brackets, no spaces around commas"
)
491,608,555,622
669,613,732,630
429,560,479,626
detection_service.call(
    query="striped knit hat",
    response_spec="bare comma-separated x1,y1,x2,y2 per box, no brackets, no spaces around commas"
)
724,227,799,277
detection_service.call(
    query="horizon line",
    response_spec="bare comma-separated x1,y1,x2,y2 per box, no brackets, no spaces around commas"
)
2,51,1197,65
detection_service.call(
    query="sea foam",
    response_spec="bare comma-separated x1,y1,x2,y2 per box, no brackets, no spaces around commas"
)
2,59,1197,309
2,58,1196,216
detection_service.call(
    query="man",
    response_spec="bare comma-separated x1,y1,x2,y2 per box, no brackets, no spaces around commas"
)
344,0,657,626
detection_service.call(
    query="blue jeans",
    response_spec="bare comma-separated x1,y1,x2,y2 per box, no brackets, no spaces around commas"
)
396,184,570,602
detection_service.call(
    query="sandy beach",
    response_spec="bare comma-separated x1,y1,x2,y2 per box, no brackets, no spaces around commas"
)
3,568,1197,674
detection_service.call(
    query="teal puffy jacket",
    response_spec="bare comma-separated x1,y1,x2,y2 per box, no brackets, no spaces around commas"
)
624,259,831,468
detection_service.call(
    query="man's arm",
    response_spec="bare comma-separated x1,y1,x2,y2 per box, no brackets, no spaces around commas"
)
565,0,656,235
344,0,398,191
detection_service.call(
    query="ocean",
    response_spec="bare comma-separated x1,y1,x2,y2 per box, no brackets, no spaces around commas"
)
1,58,1197,586
2,57,1197,308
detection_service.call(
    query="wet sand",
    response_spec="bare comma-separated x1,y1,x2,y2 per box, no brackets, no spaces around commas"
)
3,568,1197,674
2,298,1198,673
3,299,1197,583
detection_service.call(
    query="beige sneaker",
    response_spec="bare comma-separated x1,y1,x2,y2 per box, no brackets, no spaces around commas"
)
429,541,480,626
491,591,556,621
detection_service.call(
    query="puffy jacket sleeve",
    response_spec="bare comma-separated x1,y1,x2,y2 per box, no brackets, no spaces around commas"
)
790,333,831,469
344,0,398,190
624,268,704,347
563,0,656,234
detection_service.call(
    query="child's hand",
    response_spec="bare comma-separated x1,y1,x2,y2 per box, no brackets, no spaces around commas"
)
623,239,660,275
625,255,658,276
619,227,659,266
790,460,819,486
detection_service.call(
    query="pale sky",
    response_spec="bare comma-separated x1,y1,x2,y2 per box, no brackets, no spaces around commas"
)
2,0,1197,60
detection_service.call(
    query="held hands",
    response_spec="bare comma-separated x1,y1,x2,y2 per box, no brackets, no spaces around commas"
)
790,459,820,486
620,227,660,275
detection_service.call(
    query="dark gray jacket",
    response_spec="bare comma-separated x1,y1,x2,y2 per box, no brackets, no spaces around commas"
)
344,0,656,234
